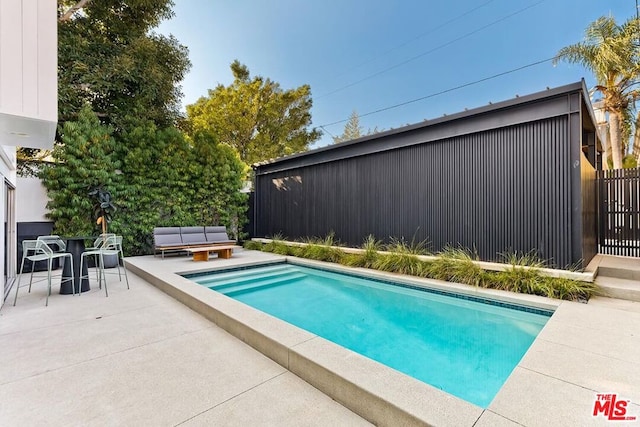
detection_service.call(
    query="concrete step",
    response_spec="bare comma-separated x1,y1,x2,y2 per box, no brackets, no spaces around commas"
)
594,276,640,302
597,266,640,281
595,255,640,280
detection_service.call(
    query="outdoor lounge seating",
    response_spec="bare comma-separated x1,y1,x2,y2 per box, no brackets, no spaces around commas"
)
153,226,235,258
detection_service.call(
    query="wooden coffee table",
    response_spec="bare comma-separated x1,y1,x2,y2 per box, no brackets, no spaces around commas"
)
186,245,239,261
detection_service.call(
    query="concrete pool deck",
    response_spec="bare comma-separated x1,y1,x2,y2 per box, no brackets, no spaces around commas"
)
2,249,639,426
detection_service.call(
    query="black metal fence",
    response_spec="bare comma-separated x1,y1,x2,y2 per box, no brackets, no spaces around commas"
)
598,168,640,257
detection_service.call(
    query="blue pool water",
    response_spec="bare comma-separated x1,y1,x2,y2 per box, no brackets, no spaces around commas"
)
186,263,552,408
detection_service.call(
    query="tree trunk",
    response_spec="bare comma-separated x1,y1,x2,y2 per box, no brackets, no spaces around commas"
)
635,111,640,166
599,123,610,170
609,112,624,169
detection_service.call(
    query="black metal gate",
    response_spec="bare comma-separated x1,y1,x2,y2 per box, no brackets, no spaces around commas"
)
598,168,640,257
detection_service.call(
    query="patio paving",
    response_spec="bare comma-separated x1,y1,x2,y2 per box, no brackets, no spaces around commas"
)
2,248,640,426
0,253,370,426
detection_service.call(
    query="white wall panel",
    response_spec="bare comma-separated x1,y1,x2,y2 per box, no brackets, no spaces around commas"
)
37,0,57,122
16,176,48,222
0,0,57,149
0,0,24,115
23,0,39,117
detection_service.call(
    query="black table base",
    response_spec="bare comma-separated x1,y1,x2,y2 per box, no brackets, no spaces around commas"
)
61,238,91,294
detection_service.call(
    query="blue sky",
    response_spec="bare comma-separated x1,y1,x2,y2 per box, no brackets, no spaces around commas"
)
157,0,636,148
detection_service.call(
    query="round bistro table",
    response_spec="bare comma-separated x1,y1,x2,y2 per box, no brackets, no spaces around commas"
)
60,236,95,294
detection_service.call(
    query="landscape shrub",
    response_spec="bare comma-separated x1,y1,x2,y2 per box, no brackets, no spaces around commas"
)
246,236,596,301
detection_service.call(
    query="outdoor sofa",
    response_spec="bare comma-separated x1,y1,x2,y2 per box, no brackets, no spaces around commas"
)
153,226,235,258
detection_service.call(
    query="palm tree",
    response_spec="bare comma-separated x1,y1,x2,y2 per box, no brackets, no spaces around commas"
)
554,16,640,169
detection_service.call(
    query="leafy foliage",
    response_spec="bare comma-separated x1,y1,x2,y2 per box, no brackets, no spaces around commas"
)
188,130,248,233
186,61,321,164
304,231,341,247
332,110,381,144
243,240,264,251
41,109,248,256
89,186,116,234
499,249,547,268
252,235,596,301
40,106,120,236
344,234,382,268
34,3,250,256
299,244,345,263
111,124,247,255
555,16,640,169
57,0,191,130
385,236,431,255
20,0,190,172
109,120,192,255
264,234,293,255
372,253,422,276
423,247,486,286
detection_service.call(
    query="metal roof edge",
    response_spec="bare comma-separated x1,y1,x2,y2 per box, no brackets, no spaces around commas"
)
577,79,601,141
252,81,586,169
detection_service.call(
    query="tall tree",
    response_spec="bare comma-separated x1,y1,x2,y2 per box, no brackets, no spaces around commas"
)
634,114,640,163
333,110,363,143
186,61,321,164
332,110,381,143
554,16,640,169
56,0,190,131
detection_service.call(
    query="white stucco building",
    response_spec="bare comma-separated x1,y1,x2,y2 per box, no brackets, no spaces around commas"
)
0,0,57,305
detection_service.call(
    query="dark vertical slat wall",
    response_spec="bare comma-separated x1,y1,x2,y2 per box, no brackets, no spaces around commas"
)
598,168,640,257
243,192,255,239
256,116,583,268
254,83,607,268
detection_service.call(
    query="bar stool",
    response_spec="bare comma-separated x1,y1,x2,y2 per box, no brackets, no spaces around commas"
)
79,235,129,296
81,233,114,285
36,235,66,253
100,236,130,296
14,240,76,306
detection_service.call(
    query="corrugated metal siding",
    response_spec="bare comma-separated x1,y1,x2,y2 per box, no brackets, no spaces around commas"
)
581,152,597,265
256,116,577,267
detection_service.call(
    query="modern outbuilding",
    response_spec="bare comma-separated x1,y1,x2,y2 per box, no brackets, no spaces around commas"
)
252,81,602,269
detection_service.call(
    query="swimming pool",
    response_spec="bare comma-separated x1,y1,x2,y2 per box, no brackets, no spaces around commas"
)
186,262,552,408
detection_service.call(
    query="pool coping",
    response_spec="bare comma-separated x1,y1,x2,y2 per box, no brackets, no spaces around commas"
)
126,254,562,426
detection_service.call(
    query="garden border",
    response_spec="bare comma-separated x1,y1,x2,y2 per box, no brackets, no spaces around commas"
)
251,238,597,282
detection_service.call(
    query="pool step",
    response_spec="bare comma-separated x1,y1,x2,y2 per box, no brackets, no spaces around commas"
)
196,264,290,284
218,273,306,297
193,264,290,286
208,270,297,291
